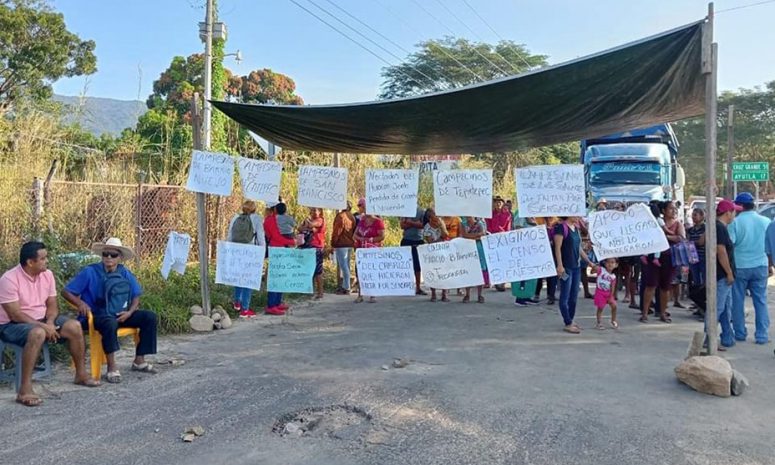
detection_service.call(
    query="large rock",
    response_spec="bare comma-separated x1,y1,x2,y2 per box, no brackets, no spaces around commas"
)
189,315,214,332
190,305,203,316
219,313,233,329
675,356,733,397
211,312,222,322
731,370,750,396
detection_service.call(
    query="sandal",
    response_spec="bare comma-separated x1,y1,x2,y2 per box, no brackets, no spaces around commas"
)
441,297,450,302
105,371,122,383
75,378,101,387
131,363,159,374
430,296,437,302
639,316,649,323
354,296,364,303
563,326,581,334
462,295,470,303
416,289,428,296
611,321,619,329
595,323,606,330
477,296,485,304
15,394,43,407
659,316,672,324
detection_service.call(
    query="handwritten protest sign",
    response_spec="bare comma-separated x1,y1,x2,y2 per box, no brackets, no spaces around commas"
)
237,158,282,203
481,226,556,284
186,150,234,196
433,169,492,218
588,203,669,260
161,232,191,280
515,165,585,217
298,165,348,210
266,247,315,294
355,247,415,296
215,241,265,291
417,238,484,289
365,169,419,217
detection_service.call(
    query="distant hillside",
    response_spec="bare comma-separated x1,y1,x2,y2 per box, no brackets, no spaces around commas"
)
53,94,147,136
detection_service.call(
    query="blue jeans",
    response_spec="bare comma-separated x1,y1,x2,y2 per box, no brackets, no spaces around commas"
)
233,287,253,310
335,247,351,290
732,266,770,343
558,267,581,326
267,291,283,308
707,278,735,347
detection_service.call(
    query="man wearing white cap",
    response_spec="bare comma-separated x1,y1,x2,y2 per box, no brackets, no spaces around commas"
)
62,238,158,383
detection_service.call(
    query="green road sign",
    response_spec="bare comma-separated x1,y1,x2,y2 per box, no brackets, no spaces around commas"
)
732,162,769,182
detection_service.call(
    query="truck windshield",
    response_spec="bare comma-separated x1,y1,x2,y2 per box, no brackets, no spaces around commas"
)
589,162,661,185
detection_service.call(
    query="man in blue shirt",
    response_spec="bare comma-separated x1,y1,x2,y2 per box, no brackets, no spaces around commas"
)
62,238,158,383
727,193,771,344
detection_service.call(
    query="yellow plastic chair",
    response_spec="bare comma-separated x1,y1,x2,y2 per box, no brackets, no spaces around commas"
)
86,311,140,380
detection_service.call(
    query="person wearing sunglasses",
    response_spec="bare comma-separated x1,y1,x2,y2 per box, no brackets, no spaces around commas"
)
63,238,158,384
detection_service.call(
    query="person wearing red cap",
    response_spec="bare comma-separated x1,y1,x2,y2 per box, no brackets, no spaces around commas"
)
712,199,742,348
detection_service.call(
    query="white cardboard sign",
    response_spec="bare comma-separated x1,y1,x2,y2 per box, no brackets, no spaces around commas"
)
215,241,266,291
365,169,419,217
297,165,348,210
481,226,556,284
237,158,282,203
433,169,493,218
417,238,484,289
589,203,670,260
355,247,416,296
160,232,191,280
515,165,586,218
186,150,234,196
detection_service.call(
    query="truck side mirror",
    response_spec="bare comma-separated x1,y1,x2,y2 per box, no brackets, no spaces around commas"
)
676,166,686,188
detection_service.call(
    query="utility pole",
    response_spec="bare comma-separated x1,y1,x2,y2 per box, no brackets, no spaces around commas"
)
703,2,718,355
203,0,214,150
192,94,212,317
726,104,735,198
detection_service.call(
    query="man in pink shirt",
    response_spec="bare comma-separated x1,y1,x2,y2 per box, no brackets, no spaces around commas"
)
485,196,512,291
0,242,99,406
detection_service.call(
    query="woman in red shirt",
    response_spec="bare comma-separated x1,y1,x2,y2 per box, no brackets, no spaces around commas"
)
263,202,297,315
353,198,385,303
299,207,326,300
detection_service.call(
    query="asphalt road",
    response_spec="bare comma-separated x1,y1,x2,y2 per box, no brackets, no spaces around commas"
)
1,286,774,465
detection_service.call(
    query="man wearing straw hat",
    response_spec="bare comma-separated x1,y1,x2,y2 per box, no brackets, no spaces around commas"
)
63,238,158,384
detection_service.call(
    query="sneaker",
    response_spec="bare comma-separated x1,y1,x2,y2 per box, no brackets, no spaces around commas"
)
265,306,285,316
514,299,528,307
526,298,541,305
239,309,256,318
547,296,556,305
233,301,242,311
278,303,289,311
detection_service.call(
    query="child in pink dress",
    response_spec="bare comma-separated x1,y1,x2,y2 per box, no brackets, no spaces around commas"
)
595,258,619,329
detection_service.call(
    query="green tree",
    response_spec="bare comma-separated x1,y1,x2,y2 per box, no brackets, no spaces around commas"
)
673,81,775,197
0,0,96,110
379,37,547,99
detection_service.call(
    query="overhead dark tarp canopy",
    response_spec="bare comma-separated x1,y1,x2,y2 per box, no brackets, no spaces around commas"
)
212,21,706,155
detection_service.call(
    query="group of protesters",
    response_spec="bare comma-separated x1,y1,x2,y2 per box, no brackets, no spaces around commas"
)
2,189,772,407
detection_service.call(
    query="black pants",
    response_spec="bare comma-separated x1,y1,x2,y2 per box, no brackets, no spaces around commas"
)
92,310,158,356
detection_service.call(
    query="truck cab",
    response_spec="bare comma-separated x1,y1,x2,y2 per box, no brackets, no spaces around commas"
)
581,124,685,206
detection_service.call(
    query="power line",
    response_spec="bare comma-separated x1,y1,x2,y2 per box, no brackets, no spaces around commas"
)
409,0,509,76
303,0,443,92
372,0,484,83
287,0,436,92
431,0,521,73
459,0,533,69
717,0,775,13
320,0,458,85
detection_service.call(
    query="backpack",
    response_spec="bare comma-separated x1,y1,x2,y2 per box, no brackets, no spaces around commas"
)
96,266,132,316
232,214,255,244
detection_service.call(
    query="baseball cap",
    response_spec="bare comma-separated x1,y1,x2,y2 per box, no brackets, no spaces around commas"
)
734,192,755,204
717,199,743,214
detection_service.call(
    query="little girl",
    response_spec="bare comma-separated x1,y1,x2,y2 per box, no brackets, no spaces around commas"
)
595,258,619,329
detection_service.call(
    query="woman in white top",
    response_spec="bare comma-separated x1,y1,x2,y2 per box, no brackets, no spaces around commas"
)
226,200,266,317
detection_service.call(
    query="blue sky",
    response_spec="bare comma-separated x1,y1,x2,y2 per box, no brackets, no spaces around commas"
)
52,0,775,104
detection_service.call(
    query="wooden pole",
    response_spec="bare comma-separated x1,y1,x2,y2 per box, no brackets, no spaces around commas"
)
703,3,718,355
191,93,212,317
726,105,735,198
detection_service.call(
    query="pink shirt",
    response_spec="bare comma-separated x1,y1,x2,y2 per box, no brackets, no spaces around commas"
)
0,265,57,324
486,209,512,233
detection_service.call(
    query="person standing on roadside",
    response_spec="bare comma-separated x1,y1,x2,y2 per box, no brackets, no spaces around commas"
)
353,198,385,304
712,200,740,349
400,206,427,296
554,217,595,334
728,192,771,344
486,196,511,291
331,202,356,295
263,202,297,315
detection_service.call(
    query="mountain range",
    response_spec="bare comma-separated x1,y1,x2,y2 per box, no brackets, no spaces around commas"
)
53,94,147,137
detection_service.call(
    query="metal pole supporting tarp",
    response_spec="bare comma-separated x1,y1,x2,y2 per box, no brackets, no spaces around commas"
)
703,2,718,355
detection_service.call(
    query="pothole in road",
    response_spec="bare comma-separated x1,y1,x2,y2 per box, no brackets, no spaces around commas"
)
273,404,373,441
